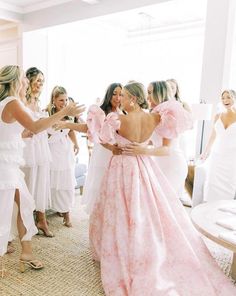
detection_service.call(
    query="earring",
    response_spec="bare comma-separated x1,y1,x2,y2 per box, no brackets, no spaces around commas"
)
130,101,134,107
52,102,55,109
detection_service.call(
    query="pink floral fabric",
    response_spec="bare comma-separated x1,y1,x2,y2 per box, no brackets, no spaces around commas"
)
88,106,235,296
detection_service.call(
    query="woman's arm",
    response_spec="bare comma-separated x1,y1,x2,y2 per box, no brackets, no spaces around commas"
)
4,99,85,134
101,143,122,155
68,130,79,155
54,121,88,133
122,138,171,156
200,114,219,160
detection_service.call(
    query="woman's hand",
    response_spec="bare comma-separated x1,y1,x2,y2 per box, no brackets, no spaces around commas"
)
122,142,148,156
53,121,68,131
64,103,86,117
74,144,79,155
22,129,34,138
199,151,209,161
112,144,123,155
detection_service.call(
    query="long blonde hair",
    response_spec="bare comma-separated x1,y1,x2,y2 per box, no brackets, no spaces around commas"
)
149,81,172,105
0,65,21,102
47,85,67,115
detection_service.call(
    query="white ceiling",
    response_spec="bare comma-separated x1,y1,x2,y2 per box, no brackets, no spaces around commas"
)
0,0,206,32
0,0,74,13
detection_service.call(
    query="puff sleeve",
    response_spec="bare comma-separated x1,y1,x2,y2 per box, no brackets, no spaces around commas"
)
86,105,120,144
152,100,193,139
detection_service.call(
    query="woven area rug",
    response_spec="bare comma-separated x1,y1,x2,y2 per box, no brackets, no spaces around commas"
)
0,193,235,295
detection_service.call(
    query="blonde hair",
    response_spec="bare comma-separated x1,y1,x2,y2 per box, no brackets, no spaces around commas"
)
26,67,44,102
166,78,181,101
47,85,67,115
0,65,21,102
221,89,236,100
150,81,172,105
124,81,148,109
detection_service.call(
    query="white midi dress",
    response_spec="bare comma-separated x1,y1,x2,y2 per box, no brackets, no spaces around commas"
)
0,97,37,256
48,128,76,212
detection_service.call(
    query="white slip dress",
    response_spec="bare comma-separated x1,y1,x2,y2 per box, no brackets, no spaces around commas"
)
204,118,236,201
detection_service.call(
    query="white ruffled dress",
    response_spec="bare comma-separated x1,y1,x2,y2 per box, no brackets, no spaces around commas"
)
21,110,52,212
48,127,76,212
0,97,37,256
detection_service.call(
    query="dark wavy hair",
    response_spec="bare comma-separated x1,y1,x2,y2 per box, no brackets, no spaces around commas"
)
100,83,122,115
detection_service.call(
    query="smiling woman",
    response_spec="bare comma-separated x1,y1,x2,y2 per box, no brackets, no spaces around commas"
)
201,89,236,202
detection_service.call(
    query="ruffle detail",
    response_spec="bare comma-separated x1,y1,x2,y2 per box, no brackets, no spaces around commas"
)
0,153,25,166
87,105,106,143
0,139,25,149
99,113,121,145
152,100,193,139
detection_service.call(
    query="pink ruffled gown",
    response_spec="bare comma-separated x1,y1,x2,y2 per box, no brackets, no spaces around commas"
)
88,103,236,296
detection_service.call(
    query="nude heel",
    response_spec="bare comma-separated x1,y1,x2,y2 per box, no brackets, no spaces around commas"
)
19,259,43,273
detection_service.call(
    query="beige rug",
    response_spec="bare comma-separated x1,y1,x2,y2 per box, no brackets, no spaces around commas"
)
0,193,235,295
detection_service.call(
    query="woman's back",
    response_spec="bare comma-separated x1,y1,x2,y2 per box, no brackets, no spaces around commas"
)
118,111,159,144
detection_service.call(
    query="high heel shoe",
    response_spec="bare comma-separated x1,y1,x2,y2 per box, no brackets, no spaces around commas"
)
63,218,72,228
62,212,72,228
37,227,54,238
36,223,54,238
0,256,6,278
19,259,44,273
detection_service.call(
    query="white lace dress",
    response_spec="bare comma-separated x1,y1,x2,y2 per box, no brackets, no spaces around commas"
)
48,127,76,212
21,110,52,212
0,97,37,256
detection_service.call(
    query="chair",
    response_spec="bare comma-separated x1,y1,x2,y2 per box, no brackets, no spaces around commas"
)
75,158,87,195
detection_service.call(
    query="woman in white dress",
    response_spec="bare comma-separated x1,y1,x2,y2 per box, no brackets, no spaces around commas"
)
82,83,122,213
0,65,83,275
21,67,53,237
201,89,236,201
54,83,122,214
47,86,79,227
123,81,192,199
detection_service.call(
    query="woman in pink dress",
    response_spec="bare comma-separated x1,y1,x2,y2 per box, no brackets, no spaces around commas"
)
88,81,235,295
122,80,190,201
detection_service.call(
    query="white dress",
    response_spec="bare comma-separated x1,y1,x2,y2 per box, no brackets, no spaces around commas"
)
48,127,76,212
21,110,52,212
204,118,236,201
151,132,188,199
0,97,37,256
81,143,112,214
